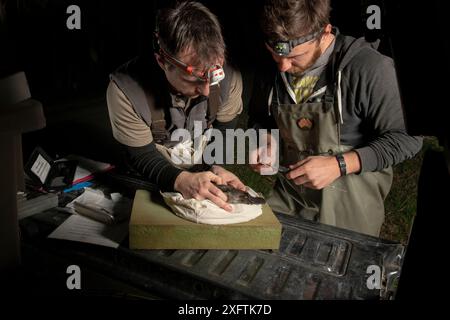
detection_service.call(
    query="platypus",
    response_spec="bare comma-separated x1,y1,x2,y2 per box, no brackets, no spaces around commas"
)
214,184,266,205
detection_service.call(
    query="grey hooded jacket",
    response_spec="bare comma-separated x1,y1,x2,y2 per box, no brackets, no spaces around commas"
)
249,29,423,172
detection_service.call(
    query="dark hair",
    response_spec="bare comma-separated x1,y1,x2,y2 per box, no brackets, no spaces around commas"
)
156,1,225,66
261,0,331,42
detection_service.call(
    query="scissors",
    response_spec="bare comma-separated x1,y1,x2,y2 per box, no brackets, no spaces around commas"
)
277,165,290,174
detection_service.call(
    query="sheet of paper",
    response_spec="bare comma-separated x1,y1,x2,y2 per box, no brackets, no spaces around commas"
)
48,214,128,248
31,154,51,184
66,188,131,222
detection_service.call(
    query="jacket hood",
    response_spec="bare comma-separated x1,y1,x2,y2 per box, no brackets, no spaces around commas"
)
332,28,381,71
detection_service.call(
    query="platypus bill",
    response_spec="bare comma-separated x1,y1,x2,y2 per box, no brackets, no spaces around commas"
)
214,184,266,205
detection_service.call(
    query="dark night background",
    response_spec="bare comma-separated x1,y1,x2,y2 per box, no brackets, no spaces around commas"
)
1,0,449,162
1,0,402,163
1,0,450,299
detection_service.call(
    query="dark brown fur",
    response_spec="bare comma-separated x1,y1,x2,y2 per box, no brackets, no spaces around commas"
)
215,184,266,205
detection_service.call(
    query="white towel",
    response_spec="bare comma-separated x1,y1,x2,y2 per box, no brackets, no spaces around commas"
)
161,187,263,225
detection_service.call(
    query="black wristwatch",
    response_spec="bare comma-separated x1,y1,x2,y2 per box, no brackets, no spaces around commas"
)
335,154,347,176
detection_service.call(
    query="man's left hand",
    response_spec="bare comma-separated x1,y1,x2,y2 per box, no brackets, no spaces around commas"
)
286,156,342,190
211,165,246,191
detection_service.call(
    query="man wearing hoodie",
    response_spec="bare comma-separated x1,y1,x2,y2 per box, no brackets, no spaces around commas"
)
249,0,423,236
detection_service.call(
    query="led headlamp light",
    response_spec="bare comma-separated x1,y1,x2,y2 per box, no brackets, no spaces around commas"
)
268,29,323,56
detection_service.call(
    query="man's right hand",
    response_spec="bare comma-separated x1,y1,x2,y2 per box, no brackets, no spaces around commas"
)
174,171,233,211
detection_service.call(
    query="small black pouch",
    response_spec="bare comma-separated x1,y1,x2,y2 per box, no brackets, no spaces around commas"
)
25,146,78,191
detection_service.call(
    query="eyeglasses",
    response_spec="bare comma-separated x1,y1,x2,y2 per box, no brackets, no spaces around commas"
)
159,46,225,86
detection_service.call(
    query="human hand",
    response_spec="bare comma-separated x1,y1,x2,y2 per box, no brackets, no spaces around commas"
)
286,156,341,190
210,165,246,191
174,171,232,211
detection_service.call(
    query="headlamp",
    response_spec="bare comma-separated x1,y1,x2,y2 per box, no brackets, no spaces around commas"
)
158,45,225,86
268,29,323,56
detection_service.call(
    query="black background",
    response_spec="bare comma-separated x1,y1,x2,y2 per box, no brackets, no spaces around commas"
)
1,0,450,301
1,0,372,103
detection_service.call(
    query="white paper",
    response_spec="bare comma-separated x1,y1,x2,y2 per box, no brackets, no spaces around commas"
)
66,188,131,222
162,187,263,225
48,214,128,248
31,154,51,184
48,187,131,248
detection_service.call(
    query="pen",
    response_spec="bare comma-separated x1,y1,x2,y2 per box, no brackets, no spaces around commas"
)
73,201,115,224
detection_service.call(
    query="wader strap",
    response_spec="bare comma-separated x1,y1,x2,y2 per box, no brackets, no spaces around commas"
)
206,64,233,126
207,84,221,126
146,94,170,144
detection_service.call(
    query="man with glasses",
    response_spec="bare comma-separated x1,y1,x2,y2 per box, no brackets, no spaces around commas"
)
107,1,244,211
249,0,422,236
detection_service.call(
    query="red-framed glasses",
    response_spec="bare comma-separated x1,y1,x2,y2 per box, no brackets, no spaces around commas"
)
158,46,225,86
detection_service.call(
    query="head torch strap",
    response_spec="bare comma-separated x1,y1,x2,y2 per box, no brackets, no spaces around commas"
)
159,46,189,71
270,29,323,56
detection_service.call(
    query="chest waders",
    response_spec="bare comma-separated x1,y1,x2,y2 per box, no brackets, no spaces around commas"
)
151,85,224,169
111,60,232,170
267,71,393,237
